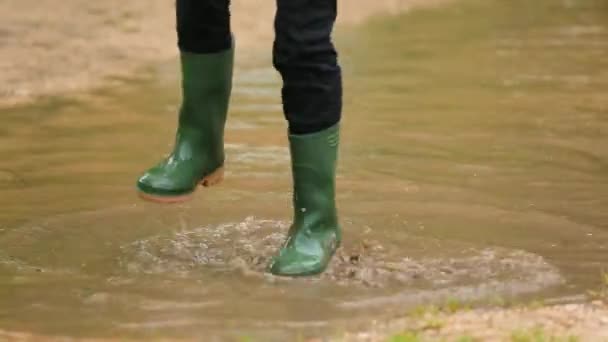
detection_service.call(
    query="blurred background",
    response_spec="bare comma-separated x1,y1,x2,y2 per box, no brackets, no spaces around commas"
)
1,0,607,341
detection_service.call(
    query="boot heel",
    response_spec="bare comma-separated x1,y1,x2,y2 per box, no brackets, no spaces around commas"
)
200,167,224,187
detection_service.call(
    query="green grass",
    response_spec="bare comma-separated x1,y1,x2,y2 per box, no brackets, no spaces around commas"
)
511,328,579,342
387,332,422,342
410,304,441,318
587,271,608,302
386,333,478,342
454,336,477,342
443,298,472,313
420,316,445,331
385,329,578,342
409,298,472,319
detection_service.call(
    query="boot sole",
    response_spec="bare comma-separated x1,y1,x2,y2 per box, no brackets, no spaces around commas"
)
137,167,224,204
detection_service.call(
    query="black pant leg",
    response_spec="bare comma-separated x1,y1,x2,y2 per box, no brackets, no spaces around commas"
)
273,0,343,134
176,0,232,53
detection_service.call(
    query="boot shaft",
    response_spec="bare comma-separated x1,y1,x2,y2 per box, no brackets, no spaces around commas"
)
174,46,235,167
179,46,234,129
289,124,340,228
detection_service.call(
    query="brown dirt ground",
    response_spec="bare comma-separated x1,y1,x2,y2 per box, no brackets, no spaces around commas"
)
2,303,608,341
4,1,608,341
0,0,446,106
337,302,608,341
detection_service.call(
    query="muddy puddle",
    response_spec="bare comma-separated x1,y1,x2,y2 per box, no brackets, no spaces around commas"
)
1,0,607,340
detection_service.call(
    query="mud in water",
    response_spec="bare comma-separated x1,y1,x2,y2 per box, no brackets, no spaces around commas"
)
1,0,608,340
0,206,563,339
122,215,563,291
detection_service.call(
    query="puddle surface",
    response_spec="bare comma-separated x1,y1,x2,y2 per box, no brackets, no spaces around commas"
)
1,0,607,340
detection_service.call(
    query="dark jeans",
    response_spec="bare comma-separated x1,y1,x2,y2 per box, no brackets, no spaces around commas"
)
176,0,342,134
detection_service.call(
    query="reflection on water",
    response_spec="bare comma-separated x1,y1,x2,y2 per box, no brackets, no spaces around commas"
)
1,0,607,339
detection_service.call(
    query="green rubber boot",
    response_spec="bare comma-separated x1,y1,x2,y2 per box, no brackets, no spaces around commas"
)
270,124,342,276
137,46,234,203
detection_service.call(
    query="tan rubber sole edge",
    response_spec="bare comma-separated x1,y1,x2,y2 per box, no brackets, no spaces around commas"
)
137,167,224,204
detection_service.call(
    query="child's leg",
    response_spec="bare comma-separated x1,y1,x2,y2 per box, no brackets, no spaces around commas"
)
177,0,232,53
269,0,342,276
137,0,234,203
272,0,342,135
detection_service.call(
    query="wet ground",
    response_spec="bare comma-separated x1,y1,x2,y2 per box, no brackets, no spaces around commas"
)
0,0,447,106
1,0,607,340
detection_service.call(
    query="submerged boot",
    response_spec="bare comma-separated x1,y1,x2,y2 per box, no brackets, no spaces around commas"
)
270,124,341,276
137,46,234,203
